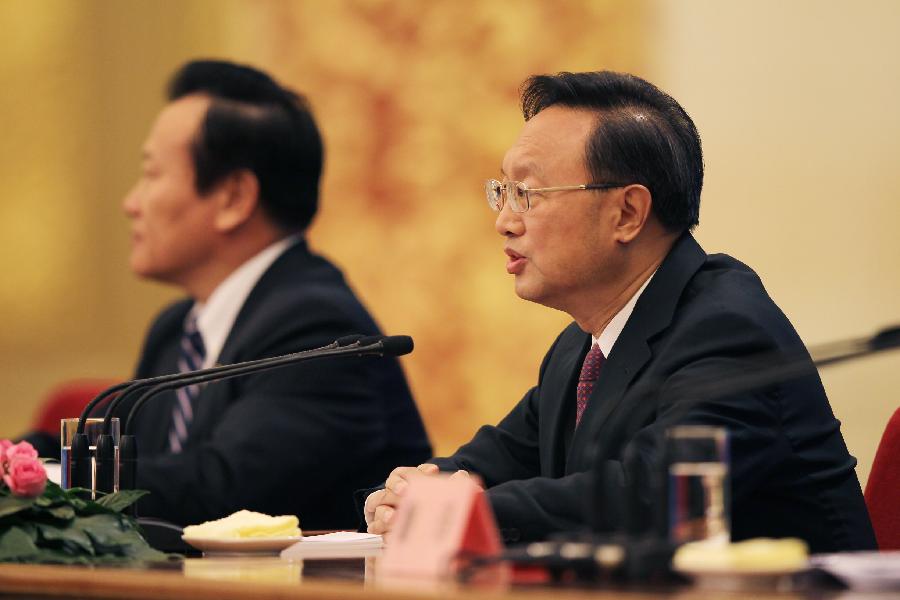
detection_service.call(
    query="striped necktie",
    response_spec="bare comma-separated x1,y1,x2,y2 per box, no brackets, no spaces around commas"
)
168,312,205,453
576,343,605,427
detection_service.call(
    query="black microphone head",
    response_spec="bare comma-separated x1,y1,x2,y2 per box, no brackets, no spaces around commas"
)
871,325,900,351
381,335,414,357
335,334,366,347
357,335,386,346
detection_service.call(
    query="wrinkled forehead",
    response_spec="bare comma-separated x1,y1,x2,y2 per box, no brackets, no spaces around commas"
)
501,106,597,182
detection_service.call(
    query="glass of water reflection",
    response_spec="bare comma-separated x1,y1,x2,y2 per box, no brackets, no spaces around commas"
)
666,425,730,546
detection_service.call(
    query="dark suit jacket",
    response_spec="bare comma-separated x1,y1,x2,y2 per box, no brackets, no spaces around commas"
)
432,233,875,553
128,240,431,529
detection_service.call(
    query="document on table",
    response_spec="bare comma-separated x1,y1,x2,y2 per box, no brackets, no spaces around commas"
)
280,532,383,560
809,551,900,590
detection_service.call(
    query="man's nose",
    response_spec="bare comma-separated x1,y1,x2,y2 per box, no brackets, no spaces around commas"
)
122,184,140,218
494,200,524,237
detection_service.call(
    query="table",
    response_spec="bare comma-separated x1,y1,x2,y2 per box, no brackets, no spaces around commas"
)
1,554,893,600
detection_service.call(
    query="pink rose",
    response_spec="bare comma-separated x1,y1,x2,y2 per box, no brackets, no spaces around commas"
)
4,441,38,463
0,439,13,475
3,456,47,497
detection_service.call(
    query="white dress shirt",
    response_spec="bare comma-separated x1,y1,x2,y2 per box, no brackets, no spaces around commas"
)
593,272,655,356
190,235,301,368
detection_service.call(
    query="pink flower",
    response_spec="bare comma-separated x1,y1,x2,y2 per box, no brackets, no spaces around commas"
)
0,439,13,474
3,456,47,497
4,441,38,464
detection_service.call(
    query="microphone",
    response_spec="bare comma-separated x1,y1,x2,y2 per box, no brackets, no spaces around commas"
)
67,334,366,492
485,324,900,580
109,334,413,496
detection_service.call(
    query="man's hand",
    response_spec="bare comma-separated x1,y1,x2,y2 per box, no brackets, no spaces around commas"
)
365,463,440,535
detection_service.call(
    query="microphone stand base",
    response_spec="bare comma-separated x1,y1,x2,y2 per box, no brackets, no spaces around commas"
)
491,533,677,584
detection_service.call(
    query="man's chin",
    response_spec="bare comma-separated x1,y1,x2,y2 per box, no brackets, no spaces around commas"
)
513,279,542,304
129,259,165,282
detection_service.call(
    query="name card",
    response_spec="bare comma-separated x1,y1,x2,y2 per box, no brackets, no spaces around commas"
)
378,473,503,578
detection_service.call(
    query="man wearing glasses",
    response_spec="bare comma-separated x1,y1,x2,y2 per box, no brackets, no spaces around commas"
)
365,71,875,553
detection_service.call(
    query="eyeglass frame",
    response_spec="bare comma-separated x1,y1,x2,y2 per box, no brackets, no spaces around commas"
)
485,179,629,213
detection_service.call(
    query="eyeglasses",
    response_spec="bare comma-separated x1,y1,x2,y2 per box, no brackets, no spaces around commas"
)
484,179,627,213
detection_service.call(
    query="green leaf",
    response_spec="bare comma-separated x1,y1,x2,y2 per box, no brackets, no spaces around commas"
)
0,526,40,561
36,522,94,555
40,482,70,501
0,495,35,519
17,546,93,565
76,514,131,553
0,485,171,565
45,505,76,521
95,489,149,513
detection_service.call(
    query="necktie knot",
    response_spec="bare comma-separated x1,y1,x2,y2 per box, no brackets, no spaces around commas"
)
578,343,605,382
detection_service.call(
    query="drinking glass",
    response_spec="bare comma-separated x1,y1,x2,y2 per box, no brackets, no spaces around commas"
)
666,425,730,545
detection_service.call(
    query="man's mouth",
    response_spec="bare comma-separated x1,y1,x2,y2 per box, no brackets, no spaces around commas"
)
505,248,527,275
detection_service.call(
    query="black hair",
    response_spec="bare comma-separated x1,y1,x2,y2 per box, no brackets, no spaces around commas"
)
521,71,703,232
168,59,323,231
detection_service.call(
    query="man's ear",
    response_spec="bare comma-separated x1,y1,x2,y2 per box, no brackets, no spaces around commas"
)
213,169,260,233
613,184,652,244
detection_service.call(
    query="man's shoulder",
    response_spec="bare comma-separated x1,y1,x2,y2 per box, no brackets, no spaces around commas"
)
245,248,373,325
668,251,805,353
222,247,382,359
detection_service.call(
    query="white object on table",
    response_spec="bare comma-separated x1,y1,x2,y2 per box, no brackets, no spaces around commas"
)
280,532,383,560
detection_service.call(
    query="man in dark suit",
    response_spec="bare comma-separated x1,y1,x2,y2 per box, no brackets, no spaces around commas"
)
114,60,431,528
365,71,875,552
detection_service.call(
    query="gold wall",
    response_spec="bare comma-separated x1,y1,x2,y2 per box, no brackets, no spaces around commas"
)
0,0,649,454
1,0,898,488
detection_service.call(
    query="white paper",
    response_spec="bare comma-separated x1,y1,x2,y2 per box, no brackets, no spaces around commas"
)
810,551,900,591
280,532,383,560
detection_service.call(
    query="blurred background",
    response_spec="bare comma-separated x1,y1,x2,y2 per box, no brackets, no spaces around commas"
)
1,0,898,487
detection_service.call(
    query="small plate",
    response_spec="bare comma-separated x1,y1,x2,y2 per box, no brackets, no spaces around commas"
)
181,536,302,554
675,565,807,592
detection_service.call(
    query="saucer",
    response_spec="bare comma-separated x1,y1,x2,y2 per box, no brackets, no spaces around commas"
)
181,536,302,554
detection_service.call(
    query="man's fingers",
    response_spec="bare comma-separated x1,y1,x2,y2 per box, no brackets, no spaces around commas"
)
363,489,386,522
367,505,395,535
384,466,418,495
417,463,439,475
379,489,402,507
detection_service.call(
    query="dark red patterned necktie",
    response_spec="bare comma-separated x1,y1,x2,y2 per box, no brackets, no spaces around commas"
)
576,343,605,427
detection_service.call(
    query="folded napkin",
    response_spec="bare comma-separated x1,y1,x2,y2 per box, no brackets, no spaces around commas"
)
183,510,301,539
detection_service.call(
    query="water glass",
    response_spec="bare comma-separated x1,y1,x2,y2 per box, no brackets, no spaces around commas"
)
667,425,730,545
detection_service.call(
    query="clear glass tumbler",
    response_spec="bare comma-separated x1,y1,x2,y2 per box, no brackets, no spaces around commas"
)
667,425,730,546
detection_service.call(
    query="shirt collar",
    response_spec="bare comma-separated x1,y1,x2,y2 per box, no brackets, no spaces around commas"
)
191,235,301,368
592,271,656,357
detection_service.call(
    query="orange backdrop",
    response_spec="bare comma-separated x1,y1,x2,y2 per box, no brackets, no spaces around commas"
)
0,1,649,455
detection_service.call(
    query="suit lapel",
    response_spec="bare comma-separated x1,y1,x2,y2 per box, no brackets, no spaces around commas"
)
567,233,707,471
214,240,309,367
188,241,311,439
